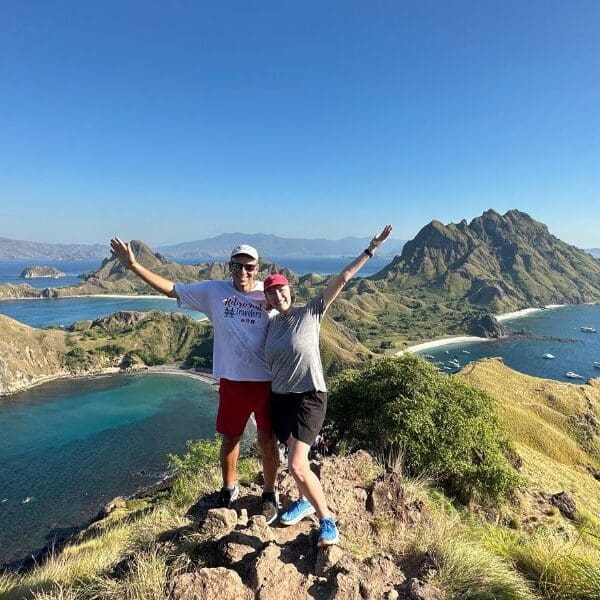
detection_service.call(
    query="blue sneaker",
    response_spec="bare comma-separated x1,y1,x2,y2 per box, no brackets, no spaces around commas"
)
280,498,315,526
318,517,339,547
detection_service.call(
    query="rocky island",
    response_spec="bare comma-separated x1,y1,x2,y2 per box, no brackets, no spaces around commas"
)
19,265,66,279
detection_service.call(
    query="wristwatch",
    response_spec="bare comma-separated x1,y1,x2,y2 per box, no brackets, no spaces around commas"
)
364,248,374,258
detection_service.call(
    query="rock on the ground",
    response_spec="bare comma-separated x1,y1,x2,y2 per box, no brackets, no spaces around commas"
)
249,543,316,599
406,578,442,600
315,544,344,576
168,568,253,600
549,491,577,519
367,471,407,519
200,508,238,536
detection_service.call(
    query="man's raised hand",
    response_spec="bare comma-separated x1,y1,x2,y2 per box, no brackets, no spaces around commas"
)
110,237,136,270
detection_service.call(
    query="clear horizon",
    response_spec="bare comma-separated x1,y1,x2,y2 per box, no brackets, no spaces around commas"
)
1,2,599,247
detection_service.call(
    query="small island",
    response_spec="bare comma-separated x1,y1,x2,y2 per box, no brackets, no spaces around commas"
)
20,266,66,279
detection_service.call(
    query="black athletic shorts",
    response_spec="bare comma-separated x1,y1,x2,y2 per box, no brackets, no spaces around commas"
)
270,390,327,446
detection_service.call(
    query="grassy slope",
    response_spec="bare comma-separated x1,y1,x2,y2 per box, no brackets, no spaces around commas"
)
459,359,600,515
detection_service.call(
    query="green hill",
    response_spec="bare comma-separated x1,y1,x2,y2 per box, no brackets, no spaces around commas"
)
373,209,600,313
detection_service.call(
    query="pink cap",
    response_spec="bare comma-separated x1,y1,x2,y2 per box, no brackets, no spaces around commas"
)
264,274,289,290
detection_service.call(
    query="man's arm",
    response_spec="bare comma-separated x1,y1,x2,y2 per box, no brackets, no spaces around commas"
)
322,225,392,308
110,237,178,298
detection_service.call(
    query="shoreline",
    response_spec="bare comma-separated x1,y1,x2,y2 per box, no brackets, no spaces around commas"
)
0,293,170,302
494,304,568,322
0,364,216,399
399,303,581,354
397,336,490,355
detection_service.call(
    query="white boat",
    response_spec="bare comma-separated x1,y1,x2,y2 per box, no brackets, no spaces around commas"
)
594,362,600,369
444,350,450,354
443,366,453,370
461,350,470,354
565,371,584,379
425,354,435,360
448,360,460,368
542,353,555,359
21,497,33,504
580,327,597,333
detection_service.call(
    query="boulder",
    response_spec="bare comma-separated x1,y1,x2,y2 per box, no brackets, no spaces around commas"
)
200,508,238,536
406,578,442,600
168,568,252,600
366,471,407,519
315,544,344,576
249,543,315,599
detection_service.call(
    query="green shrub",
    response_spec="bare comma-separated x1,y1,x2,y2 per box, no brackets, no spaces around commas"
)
328,355,519,502
134,348,167,366
184,355,209,370
62,347,92,371
97,343,126,357
168,438,221,507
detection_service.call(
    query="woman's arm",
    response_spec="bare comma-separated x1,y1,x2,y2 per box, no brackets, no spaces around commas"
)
322,225,392,308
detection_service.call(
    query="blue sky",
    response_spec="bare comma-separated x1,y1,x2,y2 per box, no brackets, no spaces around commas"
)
1,1,599,247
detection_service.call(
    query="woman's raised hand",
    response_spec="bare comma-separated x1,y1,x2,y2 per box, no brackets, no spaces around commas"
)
110,237,136,269
368,224,393,254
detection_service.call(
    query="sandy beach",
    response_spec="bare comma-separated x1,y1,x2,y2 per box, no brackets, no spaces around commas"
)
396,336,490,356
495,304,568,322
147,365,218,386
397,303,574,354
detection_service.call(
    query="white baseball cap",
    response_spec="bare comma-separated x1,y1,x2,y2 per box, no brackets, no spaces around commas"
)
230,244,259,261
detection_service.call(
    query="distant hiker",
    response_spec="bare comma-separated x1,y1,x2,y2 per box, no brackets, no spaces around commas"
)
110,238,280,524
263,225,392,546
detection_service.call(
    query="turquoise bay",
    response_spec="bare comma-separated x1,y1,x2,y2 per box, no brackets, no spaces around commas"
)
0,373,218,566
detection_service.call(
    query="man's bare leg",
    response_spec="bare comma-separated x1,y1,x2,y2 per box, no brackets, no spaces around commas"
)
220,435,241,487
257,429,279,492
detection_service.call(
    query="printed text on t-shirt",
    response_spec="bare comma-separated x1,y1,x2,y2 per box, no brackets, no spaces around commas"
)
222,297,265,323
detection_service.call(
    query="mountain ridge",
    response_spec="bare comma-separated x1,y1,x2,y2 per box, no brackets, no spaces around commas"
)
0,234,405,260
370,209,600,312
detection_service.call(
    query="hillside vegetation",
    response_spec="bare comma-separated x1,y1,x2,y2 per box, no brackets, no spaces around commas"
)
0,309,369,397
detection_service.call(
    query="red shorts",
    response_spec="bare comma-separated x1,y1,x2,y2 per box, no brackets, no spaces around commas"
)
216,378,272,438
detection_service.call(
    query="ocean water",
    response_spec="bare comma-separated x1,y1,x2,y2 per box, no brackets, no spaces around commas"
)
0,255,389,327
0,373,219,566
0,259,102,289
0,255,389,289
0,296,203,328
419,304,600,382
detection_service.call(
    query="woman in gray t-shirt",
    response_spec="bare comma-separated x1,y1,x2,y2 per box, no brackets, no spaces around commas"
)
263,225,392,547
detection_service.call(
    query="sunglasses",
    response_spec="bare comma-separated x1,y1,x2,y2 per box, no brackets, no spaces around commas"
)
230,262,258,273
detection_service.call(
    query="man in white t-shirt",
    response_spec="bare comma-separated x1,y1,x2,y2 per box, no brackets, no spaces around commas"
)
109,238,280,523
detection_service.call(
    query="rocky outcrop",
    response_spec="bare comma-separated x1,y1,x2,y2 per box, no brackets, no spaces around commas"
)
168,451,430,600
468,314,507,338
0,315,69,395
20,266,65,279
